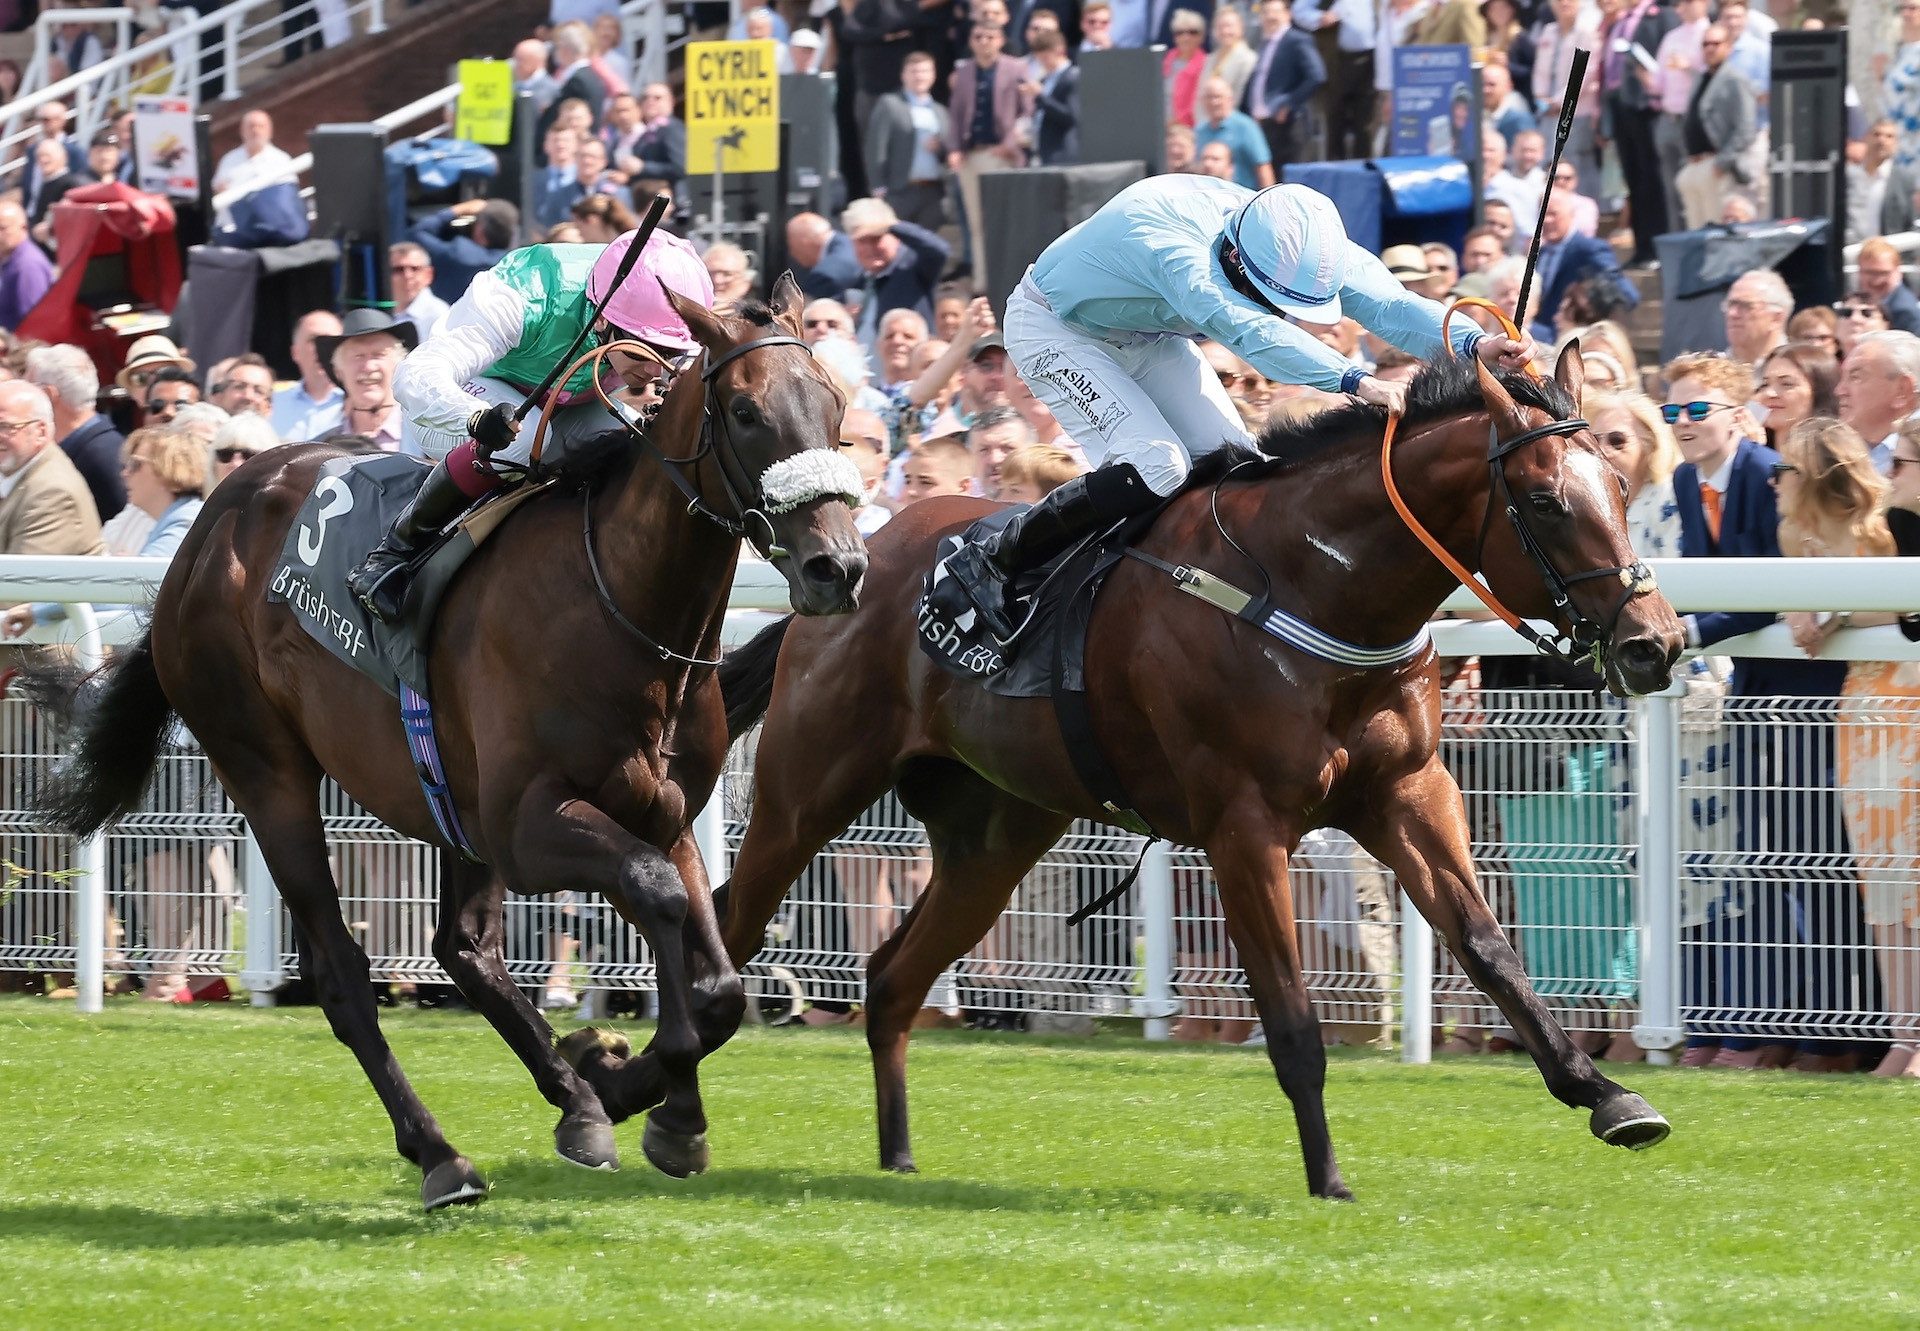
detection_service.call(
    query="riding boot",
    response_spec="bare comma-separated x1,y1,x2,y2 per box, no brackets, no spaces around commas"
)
346,458,496,623
940,463,1160,641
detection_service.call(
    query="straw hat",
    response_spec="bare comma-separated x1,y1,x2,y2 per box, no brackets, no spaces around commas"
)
115,335,195,392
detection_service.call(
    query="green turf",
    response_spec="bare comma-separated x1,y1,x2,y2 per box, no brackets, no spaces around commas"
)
2,999,1915,1329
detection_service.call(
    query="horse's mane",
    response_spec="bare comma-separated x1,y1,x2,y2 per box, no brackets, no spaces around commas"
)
1183,357,1578,491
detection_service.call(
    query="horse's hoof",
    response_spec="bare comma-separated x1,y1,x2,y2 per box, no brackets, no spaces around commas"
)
1316,1184,1356,1203
882,1158,918,1175
1591,1091,1671,1150
555,1115,620,1171
641,1117,710,1179
421,1156,488,1211
557,1025,630,1072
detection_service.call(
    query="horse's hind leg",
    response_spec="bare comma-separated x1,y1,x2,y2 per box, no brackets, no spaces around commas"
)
1206,805,1350,1201
864,774,1067,1173
1352,760,1668,1149
211,753,481,1209
431,858,619,1171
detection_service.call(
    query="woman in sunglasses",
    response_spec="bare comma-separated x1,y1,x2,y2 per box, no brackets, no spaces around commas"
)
1584,386,1682,561
1835,291,1890,361
1774,417,1920,1075
1755,341,1838,450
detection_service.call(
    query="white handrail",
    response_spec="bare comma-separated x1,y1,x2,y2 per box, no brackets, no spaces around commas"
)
211,82,463,214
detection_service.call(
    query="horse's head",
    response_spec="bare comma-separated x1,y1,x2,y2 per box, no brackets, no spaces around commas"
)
1472,344,1684,697
661,273,868,615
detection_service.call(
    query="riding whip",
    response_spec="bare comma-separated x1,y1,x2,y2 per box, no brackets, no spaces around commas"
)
1512,47,1590,331
513,190,673,423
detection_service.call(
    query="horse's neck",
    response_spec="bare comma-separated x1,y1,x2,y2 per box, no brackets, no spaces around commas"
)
1219,423,1493,647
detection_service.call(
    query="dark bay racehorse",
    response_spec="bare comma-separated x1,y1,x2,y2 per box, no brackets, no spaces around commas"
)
34,277,867,1208
701,349,1685,1199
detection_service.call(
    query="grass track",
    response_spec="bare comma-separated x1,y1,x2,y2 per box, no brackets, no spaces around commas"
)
2,999,1916,1328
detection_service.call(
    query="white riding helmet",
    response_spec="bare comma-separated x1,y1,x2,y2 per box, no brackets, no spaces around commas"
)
1222,184,1350,323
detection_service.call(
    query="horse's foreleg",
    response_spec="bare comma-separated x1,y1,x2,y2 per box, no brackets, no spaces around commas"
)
1206,804,1350,1201
1351,760,1670,1150
430,859,619,1171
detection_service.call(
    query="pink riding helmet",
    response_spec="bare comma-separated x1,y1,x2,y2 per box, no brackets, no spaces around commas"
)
588,228,716,353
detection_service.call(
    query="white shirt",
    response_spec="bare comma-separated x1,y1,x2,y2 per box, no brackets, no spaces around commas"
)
211,143,296,224
1847,159,1892,248
400,288,451,340
270,379,345,442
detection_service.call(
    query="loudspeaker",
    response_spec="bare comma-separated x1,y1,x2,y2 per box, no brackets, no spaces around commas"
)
1770,30,1844,296
1078,47,1165,173
311,123,391,309
781,74,838,197
979,162,1148,314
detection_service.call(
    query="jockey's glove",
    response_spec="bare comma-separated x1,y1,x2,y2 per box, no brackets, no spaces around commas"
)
468,403,519,457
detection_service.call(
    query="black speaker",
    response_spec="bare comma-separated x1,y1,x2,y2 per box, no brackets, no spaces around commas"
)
979,162,1147,315
1770,30,1844,297
781,74,838,198
1078,47,1165,173
311,123,391,309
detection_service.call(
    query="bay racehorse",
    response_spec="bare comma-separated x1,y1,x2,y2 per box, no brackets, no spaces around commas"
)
33,277,866,1208
699,347,1685,1199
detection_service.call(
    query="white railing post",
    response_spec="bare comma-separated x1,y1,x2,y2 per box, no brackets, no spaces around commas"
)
1400,888,1433,1063
70,604,107,1015
367,0,386,36
241,826,282,1004
1632,681,1686,1064
221,14,241,98
693,785,729,888
1138,840,1176,1040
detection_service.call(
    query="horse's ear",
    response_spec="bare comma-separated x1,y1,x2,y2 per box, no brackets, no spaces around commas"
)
766,271,805,333
1474,355,1528,437
1553,337,1586,404
661,278,729,352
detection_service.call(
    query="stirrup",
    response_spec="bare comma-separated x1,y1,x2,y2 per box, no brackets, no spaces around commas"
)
351,555,414,623
949,546,1019,641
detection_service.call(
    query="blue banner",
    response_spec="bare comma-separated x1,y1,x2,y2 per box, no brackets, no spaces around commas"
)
1390,44,1477,163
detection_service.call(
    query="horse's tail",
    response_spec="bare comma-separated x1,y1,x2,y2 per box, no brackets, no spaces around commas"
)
19,630,176,838
718,614,791,740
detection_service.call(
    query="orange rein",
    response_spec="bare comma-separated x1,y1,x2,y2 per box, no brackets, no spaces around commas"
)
525,337,675,470
1376,296,1540,636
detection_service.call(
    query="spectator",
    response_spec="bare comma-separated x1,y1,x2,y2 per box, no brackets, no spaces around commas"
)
1422,242,1459,296
86,130,124,188
1480,0,1529,83
1482,253,1539,335
842,196,949,346
171,402,231,452
1381,244,1439,299
554,97,597,144
600,92,643,176
1561,318,1639,390
947,24,1032,288
1847,121,1916,247
411,200,518,304
1202,4,1257,109
317,309,416,452
921,320,1012,437
1412,0,1484,45
549,222,587,244
1510,128,1546,183
996,442,1085,501
1756,341,1839,451
535,127,586,229
1480,198,1519,253
840,405,893,535
1599,0,1676,267
209,413,277,487
789,28,826,76
1164,122,1199,172
1194,77,1274,189
1673,24,1756,231
1835,290,1892,361
874,308,928,393
1718,0,1771,145
1584,386,1683,560
27,139,82,240
1837,329,1920,468
1787,305,1840,361
1855,238,1920,336
0,202,54,332
1528,189,1637,344
140,367,201,426
703,241,757,309
1460,226,1505,275
209,352,274,419
933,290,968,341
591,11,632,91
571,193,637,243
511,37,560,115
538,21,609,143
1547,161,1600,234
1078,0,1115,51
26,344,124,520
787,213,863,303
0,379,104,556
623,83,686,193
573,139,634,211
19,102,83,224
1193,141,1233,181
966,403,1035,498
802,299,856,344
742,6,793,72
1887,0,1920,176
900,433,975,503
272,310,346,442
210,110,295,226
115,334,195,401
839,0,947,156
1481,130,1542,240
387,243,449,339
1025,29,1081,166
1651,0,1710,244
1482,59,1533,145
1162,10,1208,128
1721,270,1791,367
1246,0,1324,173
1295,0,1375,161
1533,0,1601,202
867,52,953,232
1554,276,1633,347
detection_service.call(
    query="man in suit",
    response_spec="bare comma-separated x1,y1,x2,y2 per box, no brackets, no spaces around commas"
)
619,83,688,193
844,0,951,148
1597,0,1676,266
1665,352,1857,1070
1244,0,1325,172
18,101,84,224
0,380,104,557
1847,120,1918,247
411,200,520,304
786,213,865,302
867,51,953,231
26,139,82,241
24,344,123,522
537,21,609,150
946,23,1033,288
1022,28,1080,166
533,127,587,230
1112,0,1214,49
1672,24,1755,230
1527,189,1638,342
842,195,950,348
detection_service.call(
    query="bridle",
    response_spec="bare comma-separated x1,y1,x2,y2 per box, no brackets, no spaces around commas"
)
1381,300,1657,676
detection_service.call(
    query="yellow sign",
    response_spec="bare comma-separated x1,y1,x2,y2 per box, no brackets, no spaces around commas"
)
455,59,514,147
685,40,781,175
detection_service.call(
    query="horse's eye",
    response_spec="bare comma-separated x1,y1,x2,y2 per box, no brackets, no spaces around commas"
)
732,406,756,426
1529,492,1568,518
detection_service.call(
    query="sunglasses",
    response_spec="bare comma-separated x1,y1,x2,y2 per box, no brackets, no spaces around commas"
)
804,317,846,330
214,446,255,464
389,264,427,275
1835,304,1879,319
1768,461,1799,481
1661,401,1736,424
145,399,182,414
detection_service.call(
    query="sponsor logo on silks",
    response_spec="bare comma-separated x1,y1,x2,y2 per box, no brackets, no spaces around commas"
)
1033,363,1129,443
271,563,371,660
1025,349,1061,375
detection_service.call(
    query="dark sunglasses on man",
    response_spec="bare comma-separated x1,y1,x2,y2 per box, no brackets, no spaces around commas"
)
145,398,182,418
1834,303,1878,319
1661,400,1737,425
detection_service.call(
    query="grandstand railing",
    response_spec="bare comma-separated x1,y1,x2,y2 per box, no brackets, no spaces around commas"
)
2,555,1918,1069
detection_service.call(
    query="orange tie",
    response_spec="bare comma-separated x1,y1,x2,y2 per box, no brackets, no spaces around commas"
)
1700,482,1722,545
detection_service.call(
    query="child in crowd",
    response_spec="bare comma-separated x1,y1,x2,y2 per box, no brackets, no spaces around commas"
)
899,434,975,504
996,444,1085,502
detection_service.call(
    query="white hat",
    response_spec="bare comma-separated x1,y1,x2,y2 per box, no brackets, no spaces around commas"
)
790,28,823,48
1222,184,1350,323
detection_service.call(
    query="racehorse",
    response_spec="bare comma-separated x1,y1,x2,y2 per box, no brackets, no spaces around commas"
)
32,277,867,1209
700,348,1685,1199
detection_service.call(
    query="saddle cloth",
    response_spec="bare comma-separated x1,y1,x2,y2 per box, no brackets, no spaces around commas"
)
266,452,547,698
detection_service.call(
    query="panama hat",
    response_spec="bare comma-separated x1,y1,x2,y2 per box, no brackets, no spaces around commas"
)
115,335,195,392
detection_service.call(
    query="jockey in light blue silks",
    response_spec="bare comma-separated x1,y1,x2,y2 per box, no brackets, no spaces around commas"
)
932,177,1536,642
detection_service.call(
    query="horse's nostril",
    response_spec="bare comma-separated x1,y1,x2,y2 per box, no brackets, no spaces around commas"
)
802,553,844,587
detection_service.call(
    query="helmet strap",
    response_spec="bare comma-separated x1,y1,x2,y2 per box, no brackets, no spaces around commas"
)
1219,239,1283,319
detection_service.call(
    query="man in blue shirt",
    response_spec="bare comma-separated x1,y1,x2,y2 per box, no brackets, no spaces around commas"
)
1193,78,1274,189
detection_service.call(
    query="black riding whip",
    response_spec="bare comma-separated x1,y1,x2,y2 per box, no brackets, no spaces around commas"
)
513,190,672,423
1512,47,1590,331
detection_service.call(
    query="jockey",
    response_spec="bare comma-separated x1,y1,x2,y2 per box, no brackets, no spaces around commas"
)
346,227,716,622
933,177,1535,642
